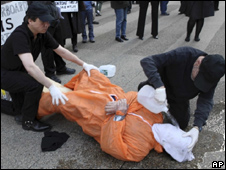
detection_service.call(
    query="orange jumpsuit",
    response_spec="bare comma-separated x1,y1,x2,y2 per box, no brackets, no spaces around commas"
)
38,70,163,162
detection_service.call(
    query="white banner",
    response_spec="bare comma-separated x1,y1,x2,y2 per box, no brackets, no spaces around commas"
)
55,1,78,12
1,1,28,45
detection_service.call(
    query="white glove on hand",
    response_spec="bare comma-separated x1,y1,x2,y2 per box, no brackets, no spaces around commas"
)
154,88,166,103
105,99,128,115
49,84,68,105
83,62,99,77
182,127,199,152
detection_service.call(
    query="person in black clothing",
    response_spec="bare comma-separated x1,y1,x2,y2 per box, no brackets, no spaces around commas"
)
60,1,86,53
136,1,160,40
214,1,219,11
138,46,225,152
184,1,215,42
28,1,76,84
1,2,99,132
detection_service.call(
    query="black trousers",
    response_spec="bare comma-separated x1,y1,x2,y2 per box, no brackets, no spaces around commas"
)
168,98,190,130
1,68,43,121
136,1,159,37
41,24,66,77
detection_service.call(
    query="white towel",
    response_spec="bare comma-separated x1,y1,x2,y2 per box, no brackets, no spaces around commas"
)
152,123,195,162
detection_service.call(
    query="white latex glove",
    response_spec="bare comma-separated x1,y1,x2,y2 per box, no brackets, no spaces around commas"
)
154,87,166,103
49,84,68,105
83,62,99,77
105,99,128,115
182,127,199,152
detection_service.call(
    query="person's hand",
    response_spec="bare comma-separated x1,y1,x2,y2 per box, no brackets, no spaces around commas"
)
105,101,117,114
105,99,128,115
154,87,166,103
49,84,68,105
182,127,199,152
83,62,99,77
116,99,128,114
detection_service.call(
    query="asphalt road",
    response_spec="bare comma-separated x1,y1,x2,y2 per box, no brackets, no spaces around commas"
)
1,1,225,169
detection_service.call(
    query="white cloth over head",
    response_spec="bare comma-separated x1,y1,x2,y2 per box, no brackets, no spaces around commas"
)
152,123,195,162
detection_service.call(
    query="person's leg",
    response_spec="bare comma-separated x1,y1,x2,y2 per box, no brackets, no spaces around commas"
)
87,8,95,41
160,1,165,14
127,1,132,14
185,17,196,42
41,25,62,83
1,69,43,122
136,1,148,39
96,1,103,16
41,26,56,77
2,69,51,131
72,33,78,52
194,18,204,41
121,7,128,37
214,1,219,11
52,24,67,72
114,8,124,39
150,1,159,38
95,1,98,13
168,99,190,130
81,10,88,42
98,1,103,12
160,1,169,15
41,47,56,77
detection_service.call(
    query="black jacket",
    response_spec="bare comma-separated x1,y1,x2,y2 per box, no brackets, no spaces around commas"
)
140,46,216,128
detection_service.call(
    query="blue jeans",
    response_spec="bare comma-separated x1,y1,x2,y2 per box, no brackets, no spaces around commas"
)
114,8,128,38
160,1,169,14
81,9,94,40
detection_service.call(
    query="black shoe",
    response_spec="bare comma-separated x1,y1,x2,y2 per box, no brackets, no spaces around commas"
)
185,37,190,42
89,38,95,43
115,37,123,42
56,68,76,75
73,45,78,52
138,36,143,40
22,120,52,132
153,35,158,39
82,39,87,43
161,12,170,16
194,37,200,42
15,114,23,125
121,36,129,41
48,75,61,84
93,21,99,24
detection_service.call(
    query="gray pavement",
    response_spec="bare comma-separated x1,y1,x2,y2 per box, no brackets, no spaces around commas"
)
1,1,225,169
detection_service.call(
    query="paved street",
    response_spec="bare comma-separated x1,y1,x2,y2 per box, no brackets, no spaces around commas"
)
1,1,225,169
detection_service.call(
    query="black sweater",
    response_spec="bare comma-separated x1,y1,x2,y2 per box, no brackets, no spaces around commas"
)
140,46,216,129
